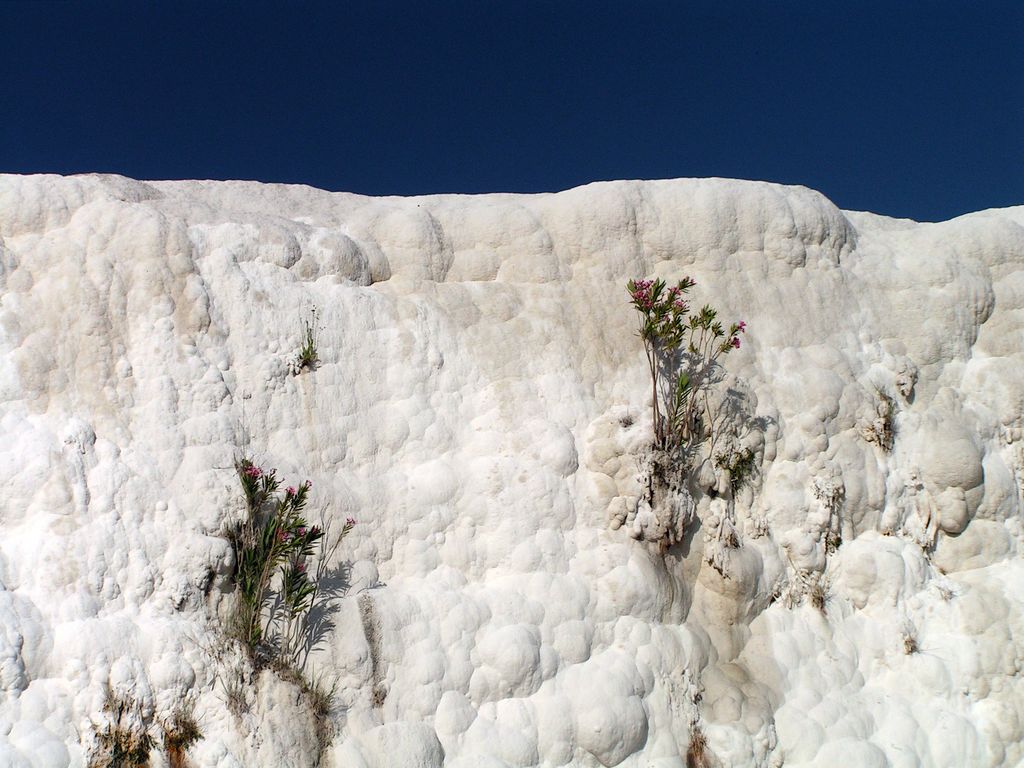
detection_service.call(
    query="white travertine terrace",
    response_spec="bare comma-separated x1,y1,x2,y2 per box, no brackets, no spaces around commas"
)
0,173,1021,767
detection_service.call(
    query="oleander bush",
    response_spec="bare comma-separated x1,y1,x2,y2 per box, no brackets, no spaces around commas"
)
228,459,354,668
625,277,753,566
221,459,355,755
627,277,745,454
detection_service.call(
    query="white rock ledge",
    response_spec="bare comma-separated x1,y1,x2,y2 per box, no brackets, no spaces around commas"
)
0,174,1022,767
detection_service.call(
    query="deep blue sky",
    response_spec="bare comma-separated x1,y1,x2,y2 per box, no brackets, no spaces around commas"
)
2,1,1021,221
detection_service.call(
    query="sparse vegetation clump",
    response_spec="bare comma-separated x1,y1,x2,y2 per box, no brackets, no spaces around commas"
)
861,389,896,451
162,706,202,768
808,577,829,613
900,619,920,655
222,668,250,718
273,664,339,751
88,691,153,768
714,446,756,493
903,631,919,655
306,674,338,744
87,689,205,768
812,474,846,555
296,307,320,372
686,724,711,768
781,568,831,614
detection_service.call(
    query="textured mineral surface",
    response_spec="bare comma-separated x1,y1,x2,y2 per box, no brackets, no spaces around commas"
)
0,174,1021,766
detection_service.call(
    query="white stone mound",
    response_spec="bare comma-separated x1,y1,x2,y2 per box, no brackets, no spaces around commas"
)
0,173,1022,767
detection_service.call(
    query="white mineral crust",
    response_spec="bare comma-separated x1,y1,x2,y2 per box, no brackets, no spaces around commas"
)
0,173,1021,766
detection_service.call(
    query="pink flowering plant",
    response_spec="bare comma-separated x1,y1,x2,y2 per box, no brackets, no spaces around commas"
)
627,277,745,452
230,459,355,665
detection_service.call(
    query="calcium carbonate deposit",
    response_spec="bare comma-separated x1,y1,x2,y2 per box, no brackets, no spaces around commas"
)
0,173,1022,767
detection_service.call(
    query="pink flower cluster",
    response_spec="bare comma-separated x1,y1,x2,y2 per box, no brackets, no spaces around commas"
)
667,286,687,311
346,517,357,527
276,524,321,544
243,465,263,480
630,279,655,310
286,481,312,497
729,321,747,349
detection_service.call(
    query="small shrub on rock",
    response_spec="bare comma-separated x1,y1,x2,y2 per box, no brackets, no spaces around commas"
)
228,459,354,667
625,277,749,563
222,459,356,754
162,706,202,768
714,446,756,493
860,390,896,451
298,321,318,370
627,277,745,453
295,307,320,373
87,690,153,768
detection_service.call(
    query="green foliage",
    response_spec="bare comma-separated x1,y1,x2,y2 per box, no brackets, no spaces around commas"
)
229,459,355,669
714,446,756,493
666,371,692,441
297,308,319,371
220,458,356,755
231,460,323,656
627,277,746,452
628,276,696,348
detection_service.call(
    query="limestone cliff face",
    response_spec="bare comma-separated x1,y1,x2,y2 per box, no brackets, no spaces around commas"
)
0,174,1021,767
